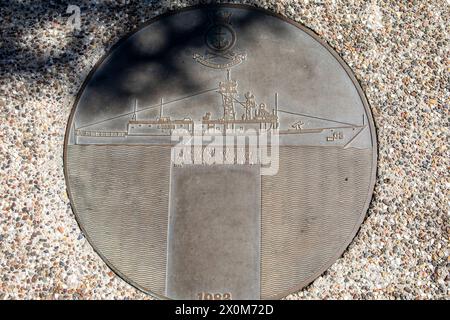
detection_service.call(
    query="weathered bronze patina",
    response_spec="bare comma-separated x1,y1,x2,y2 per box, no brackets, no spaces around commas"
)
64,4,377,299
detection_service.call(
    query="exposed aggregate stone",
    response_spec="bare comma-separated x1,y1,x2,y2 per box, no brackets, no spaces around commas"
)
0,0,448,299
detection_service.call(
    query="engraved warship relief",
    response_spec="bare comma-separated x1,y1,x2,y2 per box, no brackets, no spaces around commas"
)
72,11,368,149
65,6,377,301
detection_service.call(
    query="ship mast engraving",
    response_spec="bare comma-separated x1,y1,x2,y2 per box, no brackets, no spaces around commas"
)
220,70,237,123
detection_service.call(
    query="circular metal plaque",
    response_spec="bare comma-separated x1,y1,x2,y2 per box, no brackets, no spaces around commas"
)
64,4,377,300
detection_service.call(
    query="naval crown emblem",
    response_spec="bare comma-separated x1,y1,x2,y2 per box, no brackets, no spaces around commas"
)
193,11,246,69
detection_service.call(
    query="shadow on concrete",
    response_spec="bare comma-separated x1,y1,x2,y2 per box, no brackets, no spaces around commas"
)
0,1,284,94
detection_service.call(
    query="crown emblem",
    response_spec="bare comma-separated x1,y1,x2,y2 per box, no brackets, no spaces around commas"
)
193,11,247,69
209,11,232,25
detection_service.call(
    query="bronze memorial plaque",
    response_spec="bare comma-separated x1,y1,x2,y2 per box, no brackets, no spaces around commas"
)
64,4,377,300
